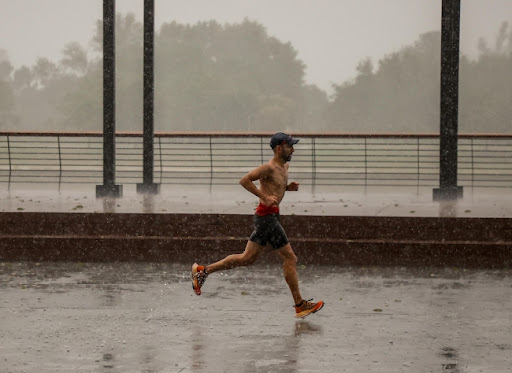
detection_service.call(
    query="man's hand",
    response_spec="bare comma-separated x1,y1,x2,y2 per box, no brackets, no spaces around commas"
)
263,194,278,206
286,182,300,191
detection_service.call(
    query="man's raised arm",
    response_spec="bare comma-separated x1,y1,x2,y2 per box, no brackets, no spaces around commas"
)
239,165,277,206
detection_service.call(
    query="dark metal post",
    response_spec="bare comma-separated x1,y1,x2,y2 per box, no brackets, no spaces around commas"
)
433,0,463,200
7,135,11,189
97,0,122,197
137,0,160,194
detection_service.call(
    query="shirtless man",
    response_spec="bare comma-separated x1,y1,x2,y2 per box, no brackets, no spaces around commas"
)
191,132,324,318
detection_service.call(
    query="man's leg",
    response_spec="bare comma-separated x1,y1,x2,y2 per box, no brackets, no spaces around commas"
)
276,243,302,305
276,243,325,318
205,240,264,274
192,241,263,295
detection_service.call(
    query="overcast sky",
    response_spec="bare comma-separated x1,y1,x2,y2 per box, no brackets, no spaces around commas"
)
1,0,510,92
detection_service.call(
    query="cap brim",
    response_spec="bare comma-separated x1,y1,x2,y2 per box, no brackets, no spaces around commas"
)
289,139,299,145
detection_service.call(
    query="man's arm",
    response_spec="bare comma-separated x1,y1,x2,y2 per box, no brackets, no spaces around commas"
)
286,181,300,191
284,165,300,191
239,164,278,206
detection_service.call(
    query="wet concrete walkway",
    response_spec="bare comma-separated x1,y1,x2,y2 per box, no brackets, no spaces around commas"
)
1,262,512,372
1,185,511,371
1,184,512,218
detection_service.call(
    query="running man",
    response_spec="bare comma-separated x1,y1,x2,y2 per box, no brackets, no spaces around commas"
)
191,132,324,318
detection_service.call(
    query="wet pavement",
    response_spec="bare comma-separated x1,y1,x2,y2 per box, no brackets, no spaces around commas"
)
1,184,511,217
1,185,511,371
1,262,512,372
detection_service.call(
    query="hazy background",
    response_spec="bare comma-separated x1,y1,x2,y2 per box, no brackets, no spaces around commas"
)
0,0,511,133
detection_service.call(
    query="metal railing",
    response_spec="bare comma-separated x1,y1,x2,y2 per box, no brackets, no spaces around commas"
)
0,131,511,188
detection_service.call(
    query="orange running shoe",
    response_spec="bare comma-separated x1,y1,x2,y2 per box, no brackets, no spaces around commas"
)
191,263,208,296
295,299,324,319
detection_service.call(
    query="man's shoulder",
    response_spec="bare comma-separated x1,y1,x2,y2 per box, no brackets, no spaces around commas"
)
267,159,288,171
257,162,273,170
249,162,274,178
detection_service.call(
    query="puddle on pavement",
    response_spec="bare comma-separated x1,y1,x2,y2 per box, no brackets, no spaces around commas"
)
442,363,458,370
440,346,459,372
186,319,324,372
0,262,191,287
102,285,121,307
440,346,457,358
433,282,470,290
294,320,322,336
101,352,115,370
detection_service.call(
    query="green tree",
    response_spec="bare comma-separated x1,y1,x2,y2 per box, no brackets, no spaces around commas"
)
60,42,88,75
327,31,441,133
459,21,512,133
154,19,306,132
56,16,312,132
58,13,143,131
12,66,34,92
327,25,512,134
5,14,326,133
0,51,18,128
299,84,329,132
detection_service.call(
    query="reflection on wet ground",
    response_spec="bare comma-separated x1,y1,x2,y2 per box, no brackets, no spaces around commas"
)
1,262,512,372
102,197,116,214
1,184,512,217
439,200,458,217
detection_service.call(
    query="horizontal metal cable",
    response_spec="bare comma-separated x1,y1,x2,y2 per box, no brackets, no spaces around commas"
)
0,132,511,188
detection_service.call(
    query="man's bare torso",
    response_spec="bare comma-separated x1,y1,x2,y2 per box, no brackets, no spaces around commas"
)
239,142,297,208
259,160,289,206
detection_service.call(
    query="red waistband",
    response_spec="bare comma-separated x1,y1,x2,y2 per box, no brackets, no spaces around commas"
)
255,202,280,216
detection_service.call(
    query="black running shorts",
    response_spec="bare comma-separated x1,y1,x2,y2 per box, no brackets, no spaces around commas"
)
249,214,289,250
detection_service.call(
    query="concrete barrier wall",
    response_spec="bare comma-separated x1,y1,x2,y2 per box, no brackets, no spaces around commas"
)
1,212,511,267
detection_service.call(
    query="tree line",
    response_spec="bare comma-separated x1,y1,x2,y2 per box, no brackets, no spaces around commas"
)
0,15,510,133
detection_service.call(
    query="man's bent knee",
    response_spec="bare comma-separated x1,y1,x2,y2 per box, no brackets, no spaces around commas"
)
237,252,257,266
277,244,298,263
239,242,262,265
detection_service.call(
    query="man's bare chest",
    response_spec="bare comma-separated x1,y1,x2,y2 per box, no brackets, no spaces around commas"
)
265,168,288,190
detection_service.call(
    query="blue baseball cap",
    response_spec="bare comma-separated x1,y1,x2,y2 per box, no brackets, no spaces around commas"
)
270,132,299,149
